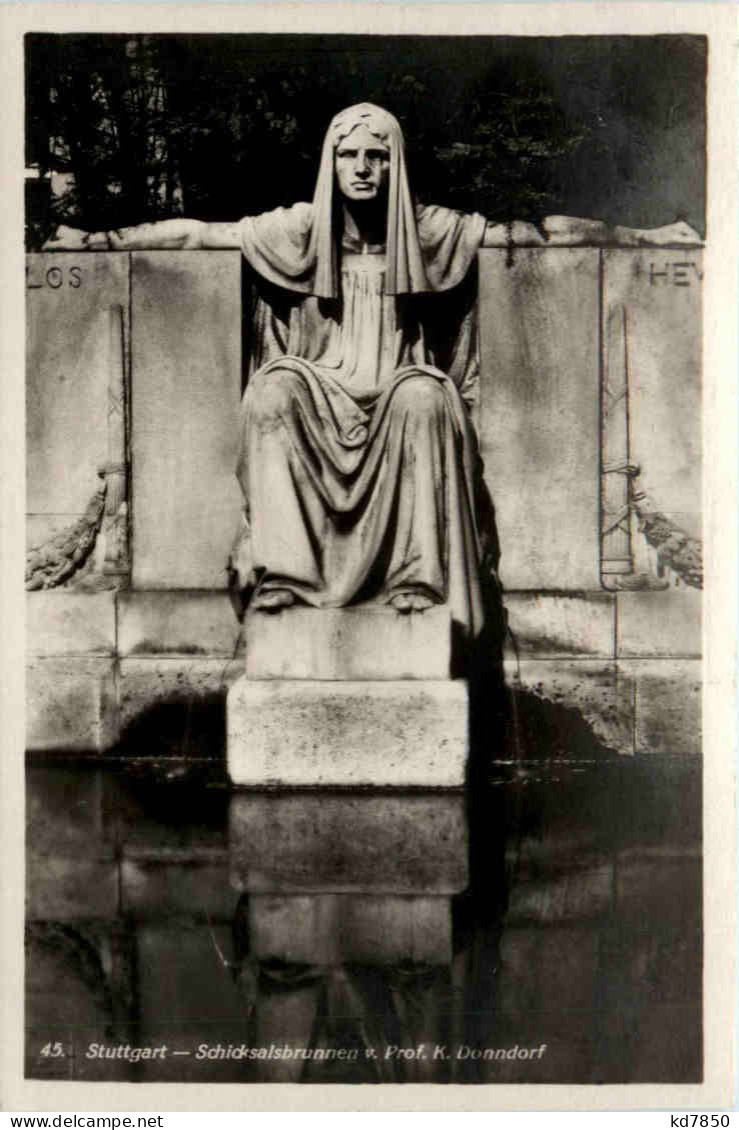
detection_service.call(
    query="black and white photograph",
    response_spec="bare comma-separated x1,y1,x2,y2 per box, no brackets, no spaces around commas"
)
3,2,736,1112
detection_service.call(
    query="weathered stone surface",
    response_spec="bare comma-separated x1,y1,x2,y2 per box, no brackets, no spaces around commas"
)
478,248,601,590
118,657,240,756
482,221,545,247
26,856,119,920
248,894,452,965
625,658,702,754
118,591,242,657
504,593,615,659
130,251,242,589
245,605,454,680
26,658,117,752
26,253,129,544
616,589,701,657
504,659,635,756
119,657,241,716
27,592,116,656
229,792,468,894
603,250,702,544
121,858,237,921
541,217,703,248
227,677,468,786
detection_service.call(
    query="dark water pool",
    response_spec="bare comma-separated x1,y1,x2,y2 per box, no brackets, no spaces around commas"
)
26,754,702,1084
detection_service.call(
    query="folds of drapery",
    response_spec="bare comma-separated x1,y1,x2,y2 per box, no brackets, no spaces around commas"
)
243,254,483,414
239,202,487,298
230,195,495,638
234,362,487,637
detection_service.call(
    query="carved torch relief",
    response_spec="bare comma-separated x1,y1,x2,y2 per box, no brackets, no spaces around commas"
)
600,248,703,592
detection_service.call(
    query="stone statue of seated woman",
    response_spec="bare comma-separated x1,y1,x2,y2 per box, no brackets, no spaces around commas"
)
45,103,503,640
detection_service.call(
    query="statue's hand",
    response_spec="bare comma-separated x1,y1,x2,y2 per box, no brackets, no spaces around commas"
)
42,225,95,251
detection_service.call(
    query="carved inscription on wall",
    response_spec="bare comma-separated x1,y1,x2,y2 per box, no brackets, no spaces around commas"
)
26,254,131,568
26,264,83,290
646,260,703,287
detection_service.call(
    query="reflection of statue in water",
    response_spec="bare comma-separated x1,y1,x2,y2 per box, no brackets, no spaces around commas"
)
46,104,500,639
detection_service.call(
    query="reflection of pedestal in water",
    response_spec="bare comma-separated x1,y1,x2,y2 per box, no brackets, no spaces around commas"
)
229,792,467,1081
229,791,468,966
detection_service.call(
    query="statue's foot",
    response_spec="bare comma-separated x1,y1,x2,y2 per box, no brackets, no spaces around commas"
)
389,590,436,613
252,588,296,612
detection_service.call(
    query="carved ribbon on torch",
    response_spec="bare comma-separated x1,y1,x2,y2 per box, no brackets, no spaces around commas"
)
600,302,675,591
601,303,638,584
99,303,130,578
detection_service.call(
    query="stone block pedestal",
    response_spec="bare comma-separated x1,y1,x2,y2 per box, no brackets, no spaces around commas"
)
227,607,469,787
227,676,468,787
244,605,456,680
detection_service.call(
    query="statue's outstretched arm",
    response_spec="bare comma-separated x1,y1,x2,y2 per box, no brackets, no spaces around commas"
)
42,219,242,251
480,216,703,247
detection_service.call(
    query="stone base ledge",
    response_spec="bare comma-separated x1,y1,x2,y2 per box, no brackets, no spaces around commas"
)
227,676,468,787
26,658,117,753
27,592,116,657
503,593,615,659
502,658,634,756
244,605,455,680
622,658,702,754
118,590,241,657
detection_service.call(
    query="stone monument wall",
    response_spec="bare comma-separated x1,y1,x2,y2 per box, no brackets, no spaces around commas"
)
25,245,701,760
24,243,703,1082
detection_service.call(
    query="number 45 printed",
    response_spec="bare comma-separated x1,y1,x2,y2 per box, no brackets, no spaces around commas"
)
40,1042,65,1058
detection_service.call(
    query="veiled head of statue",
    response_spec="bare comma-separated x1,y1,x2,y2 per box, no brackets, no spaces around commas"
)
329,103,401,146
330,105,397,203
311,103,428,297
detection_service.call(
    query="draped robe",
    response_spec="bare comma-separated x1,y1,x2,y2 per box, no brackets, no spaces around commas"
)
229,103,497,637
232,199,495,638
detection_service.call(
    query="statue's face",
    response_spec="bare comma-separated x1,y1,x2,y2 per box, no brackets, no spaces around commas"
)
334,124,390,202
